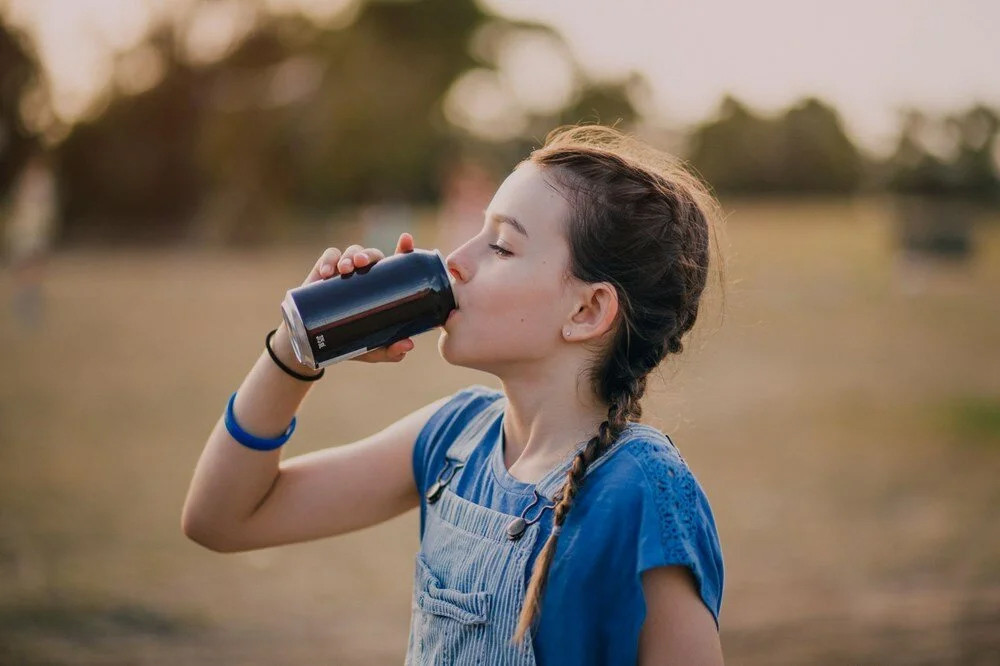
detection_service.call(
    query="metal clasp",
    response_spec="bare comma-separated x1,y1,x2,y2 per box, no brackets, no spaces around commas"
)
505,489,562,541
425,459,465,504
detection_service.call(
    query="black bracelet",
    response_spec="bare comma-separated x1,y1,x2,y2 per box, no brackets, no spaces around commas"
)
265,328,325,382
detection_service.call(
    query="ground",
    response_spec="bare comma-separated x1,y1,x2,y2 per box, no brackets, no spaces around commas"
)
1,196,998,664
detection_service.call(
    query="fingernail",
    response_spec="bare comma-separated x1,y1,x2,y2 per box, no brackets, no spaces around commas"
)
321,264,331,275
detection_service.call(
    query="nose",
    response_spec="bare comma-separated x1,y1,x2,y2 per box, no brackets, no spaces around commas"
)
445,253,465,284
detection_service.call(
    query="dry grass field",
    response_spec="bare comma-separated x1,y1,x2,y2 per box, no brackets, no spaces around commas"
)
2,197,999,664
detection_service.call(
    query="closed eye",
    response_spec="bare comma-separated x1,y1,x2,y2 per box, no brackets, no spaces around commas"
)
488,243,513,258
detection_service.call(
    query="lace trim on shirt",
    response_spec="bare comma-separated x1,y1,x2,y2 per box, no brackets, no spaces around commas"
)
625,438,701,567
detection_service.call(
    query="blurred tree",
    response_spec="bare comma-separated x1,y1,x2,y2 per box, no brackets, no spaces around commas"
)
687,95,863,195
886,105,1000,200
555,79,638,128
781,97,863,192
885,110,955,195
56,28,208,244
0,17,42,200
44,0,646,245
49,0,495,244
686,95,779,193
950,105,1000,199
885,105,999,261
287,0,486,207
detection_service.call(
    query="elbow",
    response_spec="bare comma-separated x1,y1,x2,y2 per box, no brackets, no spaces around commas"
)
181,509,242,553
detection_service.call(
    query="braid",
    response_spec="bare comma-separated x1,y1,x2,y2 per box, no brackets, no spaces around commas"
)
511,367,647,645
504,123,722,648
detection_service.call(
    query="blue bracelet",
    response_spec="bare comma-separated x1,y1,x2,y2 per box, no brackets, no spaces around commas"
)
224,391,296,451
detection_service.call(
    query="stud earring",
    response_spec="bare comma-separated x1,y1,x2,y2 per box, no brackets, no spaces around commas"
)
563,328,570,338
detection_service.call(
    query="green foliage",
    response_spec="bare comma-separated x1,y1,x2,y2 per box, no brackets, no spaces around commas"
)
0,17,41,199
940,395,1000,447
8,0,998,244
686,95,864,194
41,0,645,244
57,36,207,242
886,106,1000,200
51,0,489,242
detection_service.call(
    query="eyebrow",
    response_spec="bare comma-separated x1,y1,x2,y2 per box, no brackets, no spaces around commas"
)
485,211,529,239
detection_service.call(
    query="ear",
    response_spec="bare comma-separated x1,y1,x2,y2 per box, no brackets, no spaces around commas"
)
566,282,619,342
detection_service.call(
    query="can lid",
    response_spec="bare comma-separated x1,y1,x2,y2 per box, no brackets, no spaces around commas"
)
281,292,317,368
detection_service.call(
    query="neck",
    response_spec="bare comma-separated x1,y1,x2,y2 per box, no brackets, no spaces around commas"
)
496,369,612,480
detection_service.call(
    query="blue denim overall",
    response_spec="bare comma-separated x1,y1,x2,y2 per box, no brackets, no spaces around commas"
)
404,394,658,665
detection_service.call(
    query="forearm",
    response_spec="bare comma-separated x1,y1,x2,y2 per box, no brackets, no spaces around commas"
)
181,322,321,550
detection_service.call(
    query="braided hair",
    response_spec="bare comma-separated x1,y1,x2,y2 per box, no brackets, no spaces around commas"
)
510,125,726,645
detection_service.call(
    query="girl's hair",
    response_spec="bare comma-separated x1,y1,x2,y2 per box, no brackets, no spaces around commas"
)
511,124,727,645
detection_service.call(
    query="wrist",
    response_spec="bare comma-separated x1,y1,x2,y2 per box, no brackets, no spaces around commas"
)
272,322,324,377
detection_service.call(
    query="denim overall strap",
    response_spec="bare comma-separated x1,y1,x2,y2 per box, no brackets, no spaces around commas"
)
442,394,506,464
405,397,671,665
422,396,505,505
407,393,539,665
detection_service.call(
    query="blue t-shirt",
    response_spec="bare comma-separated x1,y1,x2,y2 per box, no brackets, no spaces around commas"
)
412,384,724,664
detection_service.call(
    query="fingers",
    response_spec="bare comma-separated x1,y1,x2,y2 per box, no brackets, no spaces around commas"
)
303,247,343,285
335,245,364,274
306,245,389,285
316,247,343,280
336,245,386,275
395,232,414,255
307,235,412,285
378,338,415,362
355,337,414,364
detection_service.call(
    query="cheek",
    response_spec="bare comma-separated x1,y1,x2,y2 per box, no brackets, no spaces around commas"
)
482,273,563,334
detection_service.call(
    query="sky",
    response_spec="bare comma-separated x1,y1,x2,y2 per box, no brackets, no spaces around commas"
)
485,0,1000,154
4,0,999,155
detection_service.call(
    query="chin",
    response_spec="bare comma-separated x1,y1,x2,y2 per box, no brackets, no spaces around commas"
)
437,330,492,372
436,329,463,365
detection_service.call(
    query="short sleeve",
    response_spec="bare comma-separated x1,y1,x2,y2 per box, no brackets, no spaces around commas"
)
411,384,502,535
625,438,725,629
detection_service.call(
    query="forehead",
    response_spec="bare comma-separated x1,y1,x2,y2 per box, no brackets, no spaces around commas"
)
487,162,572,241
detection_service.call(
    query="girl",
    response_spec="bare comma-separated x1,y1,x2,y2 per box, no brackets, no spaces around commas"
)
183,125,727,664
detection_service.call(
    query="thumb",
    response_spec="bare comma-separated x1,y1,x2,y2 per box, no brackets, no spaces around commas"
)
395,232,414,255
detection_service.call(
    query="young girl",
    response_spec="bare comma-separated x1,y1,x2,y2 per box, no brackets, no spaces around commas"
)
183,125,727,664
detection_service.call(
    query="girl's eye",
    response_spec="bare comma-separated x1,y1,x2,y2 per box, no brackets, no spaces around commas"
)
488,243,513,258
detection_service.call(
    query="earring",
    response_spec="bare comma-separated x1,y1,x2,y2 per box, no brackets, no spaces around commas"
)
563,328,570,338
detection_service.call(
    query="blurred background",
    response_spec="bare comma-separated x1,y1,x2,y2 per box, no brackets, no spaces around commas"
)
1,0,998,663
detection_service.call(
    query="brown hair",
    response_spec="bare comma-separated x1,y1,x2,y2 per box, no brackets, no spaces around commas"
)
510,125,727,645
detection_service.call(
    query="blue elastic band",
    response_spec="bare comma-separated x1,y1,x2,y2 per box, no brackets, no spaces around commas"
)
224,391,296,451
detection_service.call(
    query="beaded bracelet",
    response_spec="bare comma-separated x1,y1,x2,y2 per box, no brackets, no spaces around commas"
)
224,391,296,451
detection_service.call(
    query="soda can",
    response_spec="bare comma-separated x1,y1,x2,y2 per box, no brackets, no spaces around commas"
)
281,248,456,369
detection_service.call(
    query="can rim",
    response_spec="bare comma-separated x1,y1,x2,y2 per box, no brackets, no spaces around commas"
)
432,248,458,311
281,293,317,369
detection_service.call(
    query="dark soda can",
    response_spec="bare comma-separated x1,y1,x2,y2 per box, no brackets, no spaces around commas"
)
281,248,456,369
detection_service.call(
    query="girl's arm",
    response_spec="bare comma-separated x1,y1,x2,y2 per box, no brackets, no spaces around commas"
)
638,566,725,665
182,237,439,552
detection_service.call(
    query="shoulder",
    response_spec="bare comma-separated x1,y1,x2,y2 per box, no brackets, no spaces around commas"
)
620,431,706,517
419,384,502,435
586,426,697,508
617,430,721,549
577,427,711,534
611,428,725,626
413,384,502,473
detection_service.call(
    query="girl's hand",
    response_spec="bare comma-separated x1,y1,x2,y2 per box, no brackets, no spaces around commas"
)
301,233,417,363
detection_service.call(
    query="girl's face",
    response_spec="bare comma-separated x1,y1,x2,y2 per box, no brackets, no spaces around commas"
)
439,161,579,373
